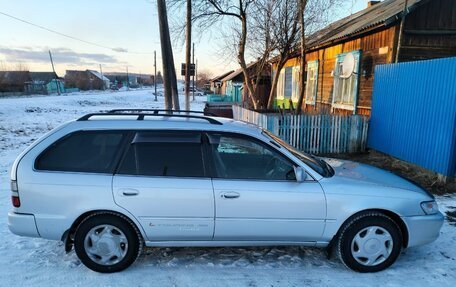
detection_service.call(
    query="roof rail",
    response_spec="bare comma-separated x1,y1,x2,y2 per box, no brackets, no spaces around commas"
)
77,112,223,125
108,109,217,116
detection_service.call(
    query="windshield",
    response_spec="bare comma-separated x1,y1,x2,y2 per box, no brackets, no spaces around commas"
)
262,130,334,178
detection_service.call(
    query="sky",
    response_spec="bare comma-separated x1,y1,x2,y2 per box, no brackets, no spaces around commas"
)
0,0,366,78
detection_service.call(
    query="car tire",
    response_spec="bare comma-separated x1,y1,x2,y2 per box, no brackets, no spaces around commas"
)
74,212,142,273
336,212,402,272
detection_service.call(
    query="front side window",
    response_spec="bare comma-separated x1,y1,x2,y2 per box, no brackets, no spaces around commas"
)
35,131,126,173
208,133,296,181
117,131,205,177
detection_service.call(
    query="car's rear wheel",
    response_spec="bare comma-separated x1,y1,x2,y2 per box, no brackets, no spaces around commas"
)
74,213,142,273
336,212,402,272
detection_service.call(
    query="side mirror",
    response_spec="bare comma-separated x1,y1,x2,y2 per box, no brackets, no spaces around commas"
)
294,166,307,182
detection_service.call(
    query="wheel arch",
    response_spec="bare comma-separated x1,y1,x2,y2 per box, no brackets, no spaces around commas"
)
61,209,146,251
333,209,409,248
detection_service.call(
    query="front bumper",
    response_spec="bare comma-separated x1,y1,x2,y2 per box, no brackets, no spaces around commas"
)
402,212,444,248
8,212,40,238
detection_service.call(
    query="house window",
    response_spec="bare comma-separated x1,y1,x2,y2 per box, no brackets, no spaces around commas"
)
292,66,301,102
305,60,319,105
275,66,299,103
284,67,293,98
275,69,284,100
332,50,361,112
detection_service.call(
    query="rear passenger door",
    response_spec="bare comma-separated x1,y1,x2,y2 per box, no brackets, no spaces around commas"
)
112,131,215,241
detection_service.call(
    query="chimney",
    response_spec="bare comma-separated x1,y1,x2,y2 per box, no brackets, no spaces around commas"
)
368,1,380,8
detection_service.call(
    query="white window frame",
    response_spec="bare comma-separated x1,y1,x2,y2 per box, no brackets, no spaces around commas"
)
276,69,285,100
332,50,361,113
305,60,319,105
291,66,300,103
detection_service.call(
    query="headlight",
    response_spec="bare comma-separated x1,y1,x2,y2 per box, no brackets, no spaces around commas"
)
421,201,439,215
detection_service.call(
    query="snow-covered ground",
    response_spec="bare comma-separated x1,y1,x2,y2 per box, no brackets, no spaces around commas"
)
0,89,455,286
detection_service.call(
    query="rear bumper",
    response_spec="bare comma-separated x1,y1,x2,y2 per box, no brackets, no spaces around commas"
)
8,212,40,238
402,212,444,248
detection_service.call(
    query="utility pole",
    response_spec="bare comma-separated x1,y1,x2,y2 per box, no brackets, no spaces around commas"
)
126,66,130,90
154,50,157,101
184,0,192,110
157,0,180,110
194,58,197,101
99,64,105,90
192,42,195,101
48,50,60,95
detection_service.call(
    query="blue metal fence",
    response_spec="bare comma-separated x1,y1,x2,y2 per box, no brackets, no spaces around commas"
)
368,57,456,177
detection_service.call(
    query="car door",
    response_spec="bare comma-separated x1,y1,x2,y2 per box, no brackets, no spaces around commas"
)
112,131,214,241
207,132,326,242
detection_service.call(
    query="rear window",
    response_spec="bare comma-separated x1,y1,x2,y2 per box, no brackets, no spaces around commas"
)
117,131,205,177
35,131,126,173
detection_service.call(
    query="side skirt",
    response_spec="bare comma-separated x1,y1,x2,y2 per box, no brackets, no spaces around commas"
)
144,240,330,248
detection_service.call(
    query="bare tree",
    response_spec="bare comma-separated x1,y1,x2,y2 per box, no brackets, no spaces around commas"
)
169,0,273,109
294,0,342,113
266,0,302,109
295,0,308,114
195,69,213,89
169,0,341,110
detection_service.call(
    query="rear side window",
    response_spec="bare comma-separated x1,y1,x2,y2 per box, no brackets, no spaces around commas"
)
35,131,126,173
117,131,205,177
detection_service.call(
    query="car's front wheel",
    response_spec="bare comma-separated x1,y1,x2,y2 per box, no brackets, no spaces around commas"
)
74,213,142,273
336,212,403,272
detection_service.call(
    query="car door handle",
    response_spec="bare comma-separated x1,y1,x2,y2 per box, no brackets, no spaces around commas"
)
118,188,140,196
221,192,240,199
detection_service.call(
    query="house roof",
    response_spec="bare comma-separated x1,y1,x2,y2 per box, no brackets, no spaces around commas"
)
88,70,110,82
0,71,31,85
220,62,258,82
210,70,234,82
29,72,59,83
306,0,427,50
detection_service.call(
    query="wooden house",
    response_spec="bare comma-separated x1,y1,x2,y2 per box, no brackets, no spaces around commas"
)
209,70,234,94
271,0,456,115
221,61,271,105
0,71,31,93
65,70,110,90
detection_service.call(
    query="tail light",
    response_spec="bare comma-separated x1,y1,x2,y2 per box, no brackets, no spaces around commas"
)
10,180,20,207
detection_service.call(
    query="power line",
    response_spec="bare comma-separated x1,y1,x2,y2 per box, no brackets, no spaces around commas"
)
0,11,157,55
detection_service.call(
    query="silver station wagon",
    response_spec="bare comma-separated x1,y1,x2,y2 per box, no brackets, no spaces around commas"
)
8,110,443,273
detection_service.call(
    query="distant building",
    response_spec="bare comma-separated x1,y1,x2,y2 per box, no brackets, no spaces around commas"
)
209,70,234,94
220,61,271,106
65,70,110,90
25,72,64,94
0,71,63,94
0,71,31,93
88,70,110,89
